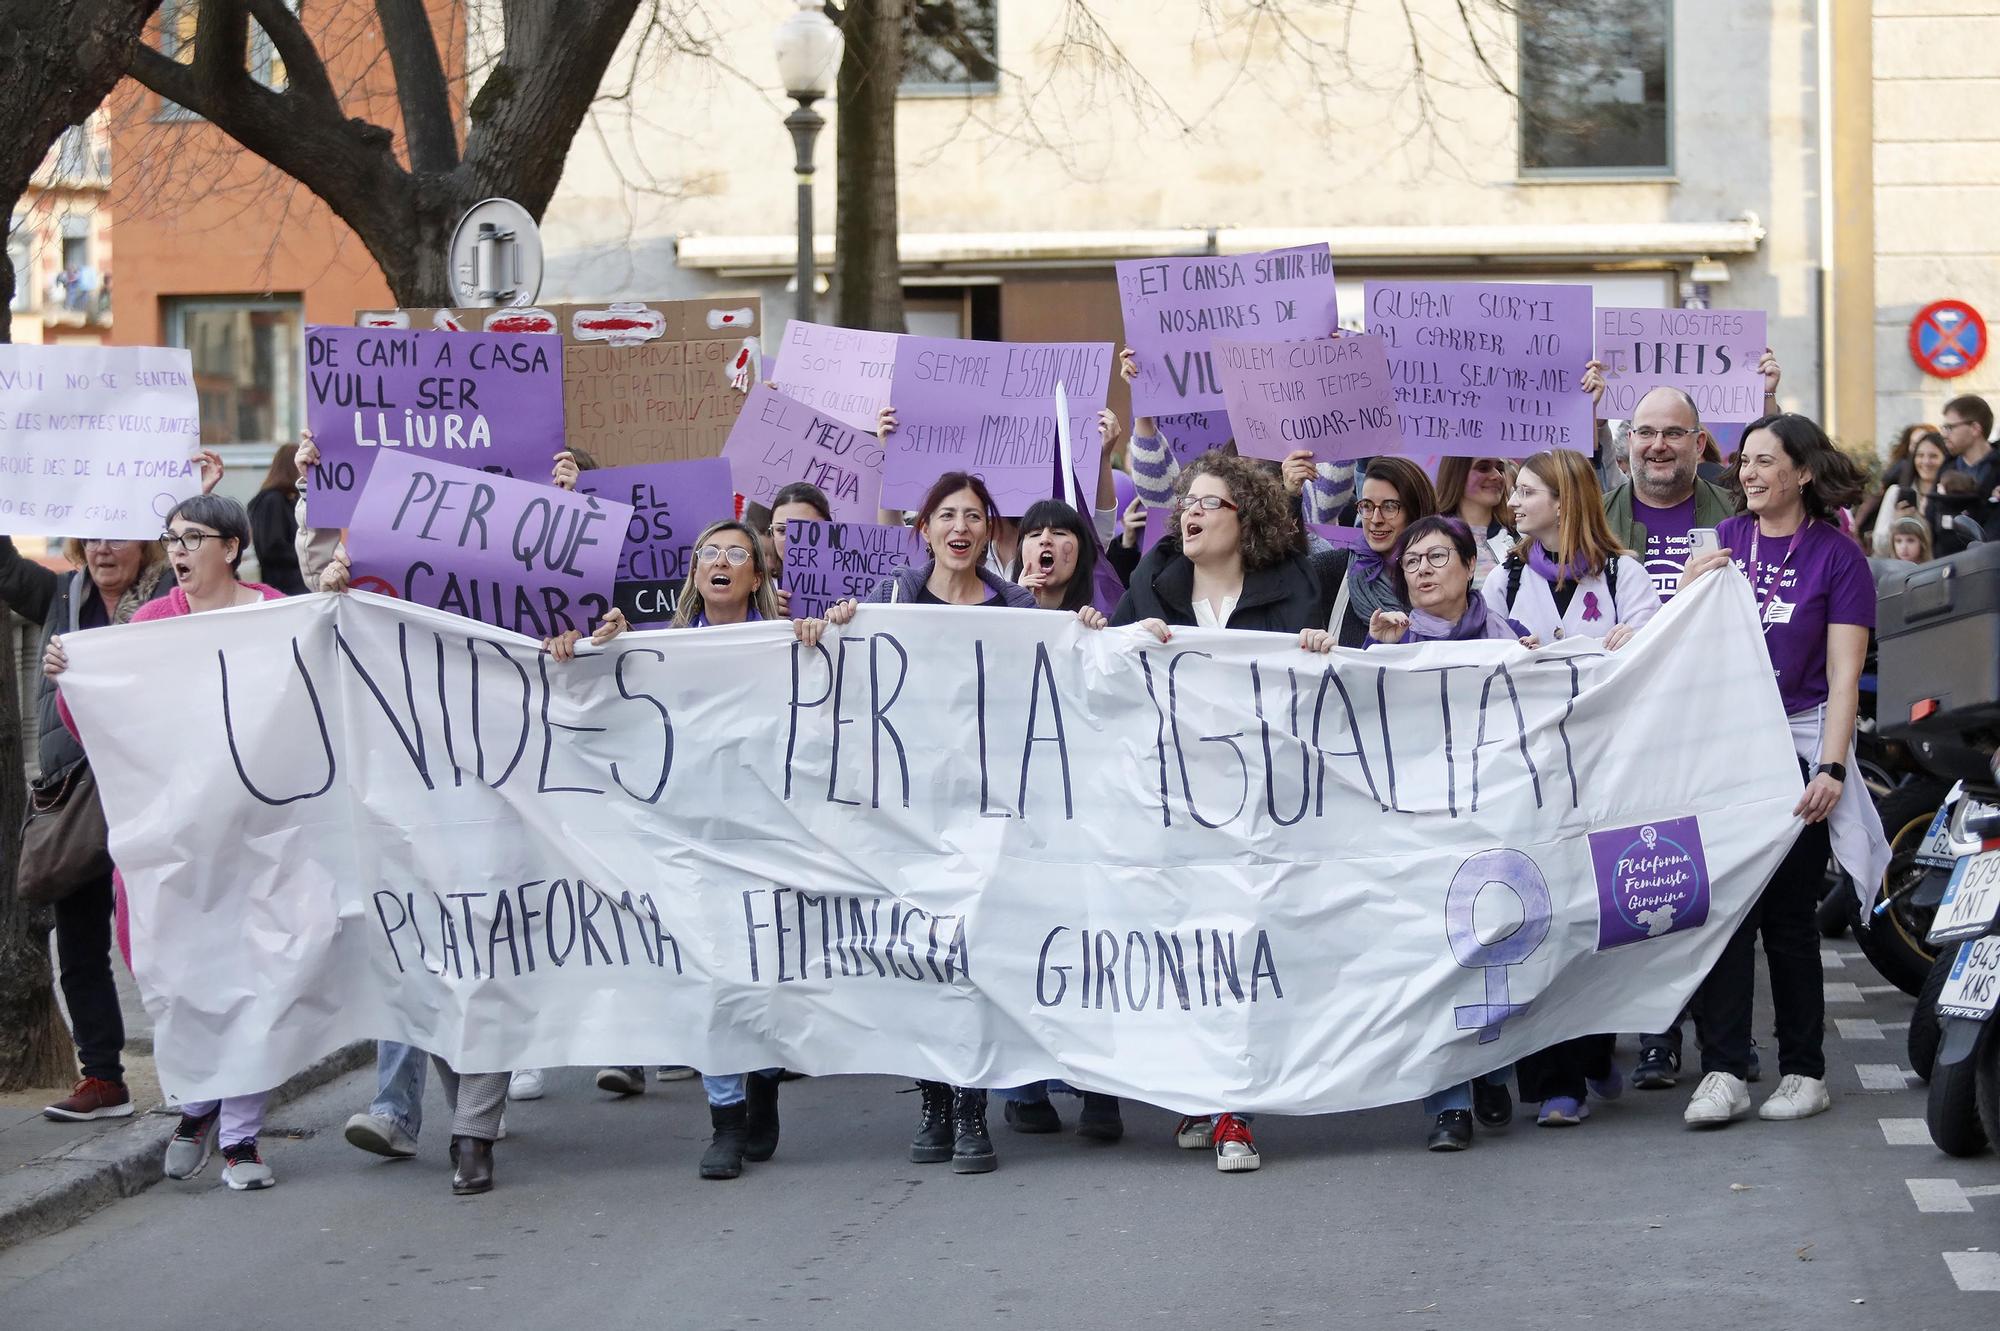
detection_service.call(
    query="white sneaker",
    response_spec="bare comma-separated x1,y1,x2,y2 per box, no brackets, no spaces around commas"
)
343,1112,418,1158
656,1066,697,1082
1683,1071,1752,1128
509,1069,545,1101
1174,1115,1213,1149
1758,1074,1831,1121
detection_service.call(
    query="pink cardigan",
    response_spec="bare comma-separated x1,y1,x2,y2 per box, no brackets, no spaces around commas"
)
60,582,284,964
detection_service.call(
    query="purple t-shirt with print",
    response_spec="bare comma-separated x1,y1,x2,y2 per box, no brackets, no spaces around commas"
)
1717,514,1875,715
1636,495,1697,601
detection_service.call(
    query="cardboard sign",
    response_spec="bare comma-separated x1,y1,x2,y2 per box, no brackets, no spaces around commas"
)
1117,244,1340,416
346,450,629,637
0,345,202,538
1364,281,1595,457
573,458,736,626
721,383,885,521
768,320,900,433
1593,308,1768,422
780,519,923,618
355,297,762,470
305,325,565,528
1212,333,1400,462
1154,410,1235,465
883,335,1114,516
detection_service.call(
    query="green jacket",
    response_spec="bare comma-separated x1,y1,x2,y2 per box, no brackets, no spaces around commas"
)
1603,476,1737,553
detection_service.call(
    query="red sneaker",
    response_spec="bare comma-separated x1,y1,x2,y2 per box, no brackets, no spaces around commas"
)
1213,1113,1260,1173
43,1076,134,1122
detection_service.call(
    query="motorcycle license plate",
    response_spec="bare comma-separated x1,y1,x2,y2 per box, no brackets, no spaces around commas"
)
1937,937,2000,1021
1915,801,1958,868
1929,850,2000,946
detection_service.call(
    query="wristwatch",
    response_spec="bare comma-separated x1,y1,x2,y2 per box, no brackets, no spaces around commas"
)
1815,762,1847,783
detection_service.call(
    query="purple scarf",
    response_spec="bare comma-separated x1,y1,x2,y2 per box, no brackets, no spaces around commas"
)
1400,598,1516,644
1526,541,1591,585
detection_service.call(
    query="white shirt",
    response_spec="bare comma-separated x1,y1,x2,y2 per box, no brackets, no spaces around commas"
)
1192,595,1239,628
1484,552,1660,643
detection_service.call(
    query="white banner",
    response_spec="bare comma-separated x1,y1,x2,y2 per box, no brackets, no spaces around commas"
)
61,574,1803,1110
0,345,202,538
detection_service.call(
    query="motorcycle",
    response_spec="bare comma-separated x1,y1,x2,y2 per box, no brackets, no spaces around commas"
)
1922,782,2000,1155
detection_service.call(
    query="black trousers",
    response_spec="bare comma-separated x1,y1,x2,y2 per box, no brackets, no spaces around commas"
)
52,871,125,1083
1694,816,1830,1081
1515,1034,1616,1103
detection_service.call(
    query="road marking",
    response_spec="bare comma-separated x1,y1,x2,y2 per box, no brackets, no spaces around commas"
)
1824,982,1865,1003
1910,1178,1975,1213
1879,1118,1931,1145
1945,1250,2000,1291
1821,948,1846,969
1857,983,1904,996
1837,1018,1887,1041
1856,1063,1920,1090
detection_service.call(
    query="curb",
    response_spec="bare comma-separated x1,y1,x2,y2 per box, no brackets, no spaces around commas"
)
0,1039,371,1254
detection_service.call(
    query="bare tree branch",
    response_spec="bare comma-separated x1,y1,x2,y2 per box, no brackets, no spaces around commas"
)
375,0,459,171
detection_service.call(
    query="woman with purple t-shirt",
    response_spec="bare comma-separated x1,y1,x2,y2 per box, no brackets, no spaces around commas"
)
1677,413,1891,1131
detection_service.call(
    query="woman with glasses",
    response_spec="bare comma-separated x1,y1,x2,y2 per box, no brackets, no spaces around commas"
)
1480,452,1658,1128
1109,451,1344,1174
1432,457,1517,588
46,495,286,1191
1331,458,1438,647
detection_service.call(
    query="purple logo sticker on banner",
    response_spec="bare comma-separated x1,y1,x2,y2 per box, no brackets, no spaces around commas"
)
1593,307,1768,422
882,335,1113,517
781,519,923,619
346,450,630,638
721,383,885,521
768,320,901,434
1154,410,1235,465
1588,816,1711,950
1212,333,1400,463
1364,281,1594,458
304,325,566,528
574,457,736,626
1117,244,1339,417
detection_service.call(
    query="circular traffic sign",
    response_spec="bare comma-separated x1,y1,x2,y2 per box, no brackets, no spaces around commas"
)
1910,300,1987,379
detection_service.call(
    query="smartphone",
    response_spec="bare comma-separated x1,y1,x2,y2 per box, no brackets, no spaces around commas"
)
1689,527,1719,553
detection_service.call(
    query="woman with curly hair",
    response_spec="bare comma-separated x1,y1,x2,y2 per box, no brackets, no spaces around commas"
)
1109,450,1345,1174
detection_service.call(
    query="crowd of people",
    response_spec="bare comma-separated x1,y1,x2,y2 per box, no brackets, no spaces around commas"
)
17,345,1992,1194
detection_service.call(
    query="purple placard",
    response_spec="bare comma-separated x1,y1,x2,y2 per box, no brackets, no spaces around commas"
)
1117,244,1340,416
1364,281,1594,458
1154,410,1235,465
721,383,884,521
768,320,901,433
1588,816,1712,950
781,519,922,619
346,450,630,637
1212,333,1399,463
882,336,1114,517
1308,523,1370,551
304,325,566,528
574,458,735,627
1593,307,1768,422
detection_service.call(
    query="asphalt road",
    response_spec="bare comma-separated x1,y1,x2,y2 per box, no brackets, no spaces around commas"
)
3,937,1997,1331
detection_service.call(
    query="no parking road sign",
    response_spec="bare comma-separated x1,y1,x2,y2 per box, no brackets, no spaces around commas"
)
1910,300,1987,378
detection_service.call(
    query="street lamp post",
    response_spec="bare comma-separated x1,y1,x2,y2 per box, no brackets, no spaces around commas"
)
773,1,844,328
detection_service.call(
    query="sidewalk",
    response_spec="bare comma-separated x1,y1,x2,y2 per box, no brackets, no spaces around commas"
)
0,949,367,1252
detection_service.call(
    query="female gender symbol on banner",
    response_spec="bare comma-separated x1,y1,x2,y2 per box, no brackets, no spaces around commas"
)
1444,848,1553,1043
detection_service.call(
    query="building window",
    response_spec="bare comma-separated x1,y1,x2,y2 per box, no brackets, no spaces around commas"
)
902,0,998,96
166,297,304,447
1518,1,1672,175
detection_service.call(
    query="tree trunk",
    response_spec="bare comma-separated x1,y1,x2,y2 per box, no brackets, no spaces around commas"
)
0,0,160,1092
834,0,907,334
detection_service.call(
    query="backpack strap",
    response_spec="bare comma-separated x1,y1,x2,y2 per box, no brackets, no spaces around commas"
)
1505,554,1524,613
1606,555,1619,608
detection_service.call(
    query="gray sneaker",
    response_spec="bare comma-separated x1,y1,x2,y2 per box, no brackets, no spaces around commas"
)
220,1139,276,1191
343,1112,418,1158
164,1109,218,1179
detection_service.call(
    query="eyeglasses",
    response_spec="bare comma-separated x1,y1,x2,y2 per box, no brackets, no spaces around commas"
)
1629,426,1696,443
695,544,754,567
159,529,224,552
81,538,131,550
1176,494,1239,514
1943,419,1976,432
1355,500,1406,519
1400,547,1457,573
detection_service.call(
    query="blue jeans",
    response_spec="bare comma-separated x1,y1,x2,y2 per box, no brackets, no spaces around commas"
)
370,1041,428,1138
1422,1068,1511,1115
701,1069,782,1107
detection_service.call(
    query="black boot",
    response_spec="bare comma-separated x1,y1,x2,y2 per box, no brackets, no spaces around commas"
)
1077,1093,1125,1142
742,1072,781,1162
950,1087,996,1174
1426,1110,1473,1152
701,1102,748,1180
451,1135,494,1195
910,1080,954,1164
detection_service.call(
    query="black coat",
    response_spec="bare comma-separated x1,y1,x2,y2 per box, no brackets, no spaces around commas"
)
1110,537,1346,635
